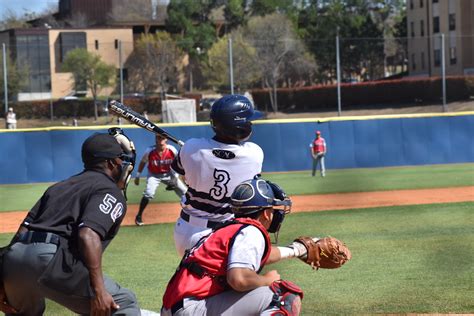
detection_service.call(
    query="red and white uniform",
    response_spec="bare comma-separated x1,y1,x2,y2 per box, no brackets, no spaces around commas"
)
310,136,327,177
142,145,176,175
139,144,187,199
162,218,271,311
311,137,326,154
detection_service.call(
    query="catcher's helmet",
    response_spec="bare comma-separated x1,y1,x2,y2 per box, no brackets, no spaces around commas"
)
210,94,262,142
231,176,291,217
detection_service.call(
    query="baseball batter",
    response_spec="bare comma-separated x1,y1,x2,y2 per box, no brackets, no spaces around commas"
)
134,134,187,226
171,94,264,256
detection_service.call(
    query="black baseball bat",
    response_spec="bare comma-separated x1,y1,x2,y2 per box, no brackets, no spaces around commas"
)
109,100,184,147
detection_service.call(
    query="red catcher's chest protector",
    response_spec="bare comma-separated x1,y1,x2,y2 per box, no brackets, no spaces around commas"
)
162,218,271,309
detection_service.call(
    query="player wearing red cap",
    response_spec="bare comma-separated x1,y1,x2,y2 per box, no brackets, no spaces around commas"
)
310,131,326,177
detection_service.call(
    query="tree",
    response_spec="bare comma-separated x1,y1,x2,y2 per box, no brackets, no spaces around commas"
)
297,0,385,82
0,52,28,101
204,32,260,91
249,0,294,16
0,9,32,31
244,13,313,112
125,33,184,98
224,0,247,31
166,0,218,91
62,49,116,120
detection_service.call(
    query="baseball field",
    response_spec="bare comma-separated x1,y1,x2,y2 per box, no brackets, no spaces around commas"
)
0,163,473,315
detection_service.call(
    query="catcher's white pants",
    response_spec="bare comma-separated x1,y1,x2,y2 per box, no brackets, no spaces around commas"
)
143,172,187,199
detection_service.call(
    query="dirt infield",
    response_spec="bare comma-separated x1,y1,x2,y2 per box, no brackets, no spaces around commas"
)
1,186,472,233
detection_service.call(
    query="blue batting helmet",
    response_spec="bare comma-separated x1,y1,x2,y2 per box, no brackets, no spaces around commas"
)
210,94,262,142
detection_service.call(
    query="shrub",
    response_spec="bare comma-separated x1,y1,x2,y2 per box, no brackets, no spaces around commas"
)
7,96,163,119
251,76,473,112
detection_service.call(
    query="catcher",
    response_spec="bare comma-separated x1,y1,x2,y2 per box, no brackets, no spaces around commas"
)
161,176,351,316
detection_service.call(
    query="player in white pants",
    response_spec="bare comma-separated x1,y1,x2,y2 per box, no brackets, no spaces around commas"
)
171,94,264,256
134,134,187,226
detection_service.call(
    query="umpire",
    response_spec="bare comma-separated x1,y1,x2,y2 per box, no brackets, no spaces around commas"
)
0,131,140,315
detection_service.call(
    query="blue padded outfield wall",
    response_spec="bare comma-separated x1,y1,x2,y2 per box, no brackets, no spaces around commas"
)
0,113,473,184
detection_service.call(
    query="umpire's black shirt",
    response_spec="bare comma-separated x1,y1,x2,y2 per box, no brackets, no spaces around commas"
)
22,169,126,248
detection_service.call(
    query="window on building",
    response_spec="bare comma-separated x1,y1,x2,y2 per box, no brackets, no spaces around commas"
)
434,49,441,67
114,39,119,49
95,40,99,50
449,14,456,31
410,0,414,9
57,32,86,64
15,34,51,93
420,0,423,8
433,17,440,33
450,47,457,65
420,20,424,36
421,52,425,70
411,53,416,70
433,0,438,3
411,22,415,37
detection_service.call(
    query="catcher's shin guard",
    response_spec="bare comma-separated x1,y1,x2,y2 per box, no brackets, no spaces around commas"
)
265,280,303,316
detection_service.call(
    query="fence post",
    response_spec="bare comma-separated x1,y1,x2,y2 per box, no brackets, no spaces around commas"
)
336,34,342,116
119,40,124,104
2,43,7,114
49,95,53,121
441,33,447,112
228,37,234,95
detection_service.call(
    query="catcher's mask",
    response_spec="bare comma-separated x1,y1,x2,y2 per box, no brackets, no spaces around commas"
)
108,127,136,198
231,176,291,239
210,94,262,143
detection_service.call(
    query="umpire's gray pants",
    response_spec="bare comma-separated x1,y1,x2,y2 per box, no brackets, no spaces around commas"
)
3,242,140,316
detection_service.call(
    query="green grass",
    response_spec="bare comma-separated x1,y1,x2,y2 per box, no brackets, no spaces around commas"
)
1,202,473,315
0,163,473,212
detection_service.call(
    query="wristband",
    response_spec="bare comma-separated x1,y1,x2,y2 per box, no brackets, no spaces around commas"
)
277,246,297,259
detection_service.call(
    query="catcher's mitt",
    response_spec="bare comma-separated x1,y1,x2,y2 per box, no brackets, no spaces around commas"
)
294,236,351,269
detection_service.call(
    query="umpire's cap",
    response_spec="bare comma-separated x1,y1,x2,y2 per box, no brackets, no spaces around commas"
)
82,133,123,165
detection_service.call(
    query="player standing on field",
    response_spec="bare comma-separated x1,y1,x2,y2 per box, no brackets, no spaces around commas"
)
310,130,327,177
171,94,264,256
134,134,187,226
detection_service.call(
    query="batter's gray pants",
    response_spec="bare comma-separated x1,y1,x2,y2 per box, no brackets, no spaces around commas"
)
161,286,283,316
3,242,140,316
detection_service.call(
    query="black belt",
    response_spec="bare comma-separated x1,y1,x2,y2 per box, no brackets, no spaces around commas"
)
180,210,221,229
171,300,184,314
17,231,60,246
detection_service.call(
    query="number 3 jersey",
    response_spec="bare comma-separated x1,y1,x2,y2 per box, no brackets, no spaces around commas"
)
172,138,264,222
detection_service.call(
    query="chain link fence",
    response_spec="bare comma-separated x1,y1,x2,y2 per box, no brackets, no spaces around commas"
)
1,35,474,118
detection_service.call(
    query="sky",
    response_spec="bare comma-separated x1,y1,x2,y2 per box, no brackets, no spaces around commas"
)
0,0,58,17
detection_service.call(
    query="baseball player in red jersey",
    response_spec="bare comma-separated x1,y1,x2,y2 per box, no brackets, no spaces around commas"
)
134,134,187,226
310,130,327,177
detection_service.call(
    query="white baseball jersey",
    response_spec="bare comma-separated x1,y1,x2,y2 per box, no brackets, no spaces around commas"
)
172,138,264,222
